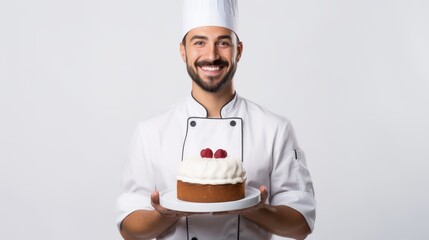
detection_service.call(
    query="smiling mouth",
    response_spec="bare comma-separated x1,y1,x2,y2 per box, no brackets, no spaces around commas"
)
200,65,224,72
196,59,228,74
196,59,228,72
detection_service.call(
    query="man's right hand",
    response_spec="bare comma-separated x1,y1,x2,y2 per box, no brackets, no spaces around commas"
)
151,191,209,218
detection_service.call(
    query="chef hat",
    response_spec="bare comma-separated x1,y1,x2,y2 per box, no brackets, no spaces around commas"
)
182,0,239,38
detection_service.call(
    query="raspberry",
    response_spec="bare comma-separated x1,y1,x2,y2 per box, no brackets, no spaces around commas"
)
214,149,228,158
200,148,213,158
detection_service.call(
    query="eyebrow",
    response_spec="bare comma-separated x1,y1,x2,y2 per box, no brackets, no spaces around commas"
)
189,35,232,42
189,35,208,41
217,35,232,41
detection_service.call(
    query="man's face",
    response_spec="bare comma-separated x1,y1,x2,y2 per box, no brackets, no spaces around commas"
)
180,26,242,93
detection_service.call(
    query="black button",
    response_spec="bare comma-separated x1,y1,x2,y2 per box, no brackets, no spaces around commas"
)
230,120,236,126
190,121,196,127
191,238,198,240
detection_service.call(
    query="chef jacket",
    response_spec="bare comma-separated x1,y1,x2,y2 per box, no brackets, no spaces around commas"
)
116,93,316,240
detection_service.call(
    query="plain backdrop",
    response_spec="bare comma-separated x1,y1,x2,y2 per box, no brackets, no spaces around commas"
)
1,0,428,239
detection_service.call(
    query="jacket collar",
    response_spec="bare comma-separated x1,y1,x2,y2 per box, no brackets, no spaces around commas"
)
187,92,240,118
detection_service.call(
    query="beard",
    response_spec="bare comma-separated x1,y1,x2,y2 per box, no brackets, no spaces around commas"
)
186,58,237,93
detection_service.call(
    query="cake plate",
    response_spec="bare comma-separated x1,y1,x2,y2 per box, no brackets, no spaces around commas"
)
159,186,261,213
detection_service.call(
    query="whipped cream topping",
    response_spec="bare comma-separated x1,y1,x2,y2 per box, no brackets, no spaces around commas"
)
177,156,246,185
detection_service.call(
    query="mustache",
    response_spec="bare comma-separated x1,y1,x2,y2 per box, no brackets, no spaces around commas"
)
196,59,228,67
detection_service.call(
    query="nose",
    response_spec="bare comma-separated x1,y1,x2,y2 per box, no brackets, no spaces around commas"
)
206,43,220,61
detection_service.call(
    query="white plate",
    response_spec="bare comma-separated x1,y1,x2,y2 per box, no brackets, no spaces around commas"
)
159,186,261,213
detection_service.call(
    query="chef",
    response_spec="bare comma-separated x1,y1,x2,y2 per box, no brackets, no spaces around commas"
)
116,0,316,239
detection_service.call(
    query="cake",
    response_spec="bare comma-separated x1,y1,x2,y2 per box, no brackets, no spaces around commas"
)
177,148,246,203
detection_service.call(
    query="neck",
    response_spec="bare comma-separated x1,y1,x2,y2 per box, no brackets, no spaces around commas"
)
191,82,235,118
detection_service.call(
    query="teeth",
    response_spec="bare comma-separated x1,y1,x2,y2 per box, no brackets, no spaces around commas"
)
201,66,221,71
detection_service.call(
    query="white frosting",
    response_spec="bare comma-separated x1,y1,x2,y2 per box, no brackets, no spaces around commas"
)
177,156,246,185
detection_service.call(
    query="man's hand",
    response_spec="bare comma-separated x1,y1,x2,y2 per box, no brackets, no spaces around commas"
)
213,185,270,216
151,191,209,218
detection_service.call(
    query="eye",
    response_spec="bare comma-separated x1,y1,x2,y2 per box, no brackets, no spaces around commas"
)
193,41,205,46
217,41,231,47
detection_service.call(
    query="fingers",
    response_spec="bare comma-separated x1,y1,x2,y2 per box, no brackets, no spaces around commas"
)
151,191,160,205
151,191,200,218
151,191,172,216
151,191,164,213
259,185,268,203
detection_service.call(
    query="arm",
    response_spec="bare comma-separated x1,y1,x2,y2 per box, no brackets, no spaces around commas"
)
120,192,179,240
220,186,310,240
120,191,207,240
120,210,179,240
263,120,316,237
243,205,310,240
119,125,178,240
241,186,311,239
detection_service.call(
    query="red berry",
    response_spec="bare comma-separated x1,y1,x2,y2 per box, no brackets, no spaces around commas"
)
200,148,213,158
214,149,228,158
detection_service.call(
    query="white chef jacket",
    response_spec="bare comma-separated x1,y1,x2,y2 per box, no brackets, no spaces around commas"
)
116,93,316,240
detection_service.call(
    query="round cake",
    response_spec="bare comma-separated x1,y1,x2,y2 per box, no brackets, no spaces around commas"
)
177,148,246,203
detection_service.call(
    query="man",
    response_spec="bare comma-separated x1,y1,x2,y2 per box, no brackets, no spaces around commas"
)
116,0,316,239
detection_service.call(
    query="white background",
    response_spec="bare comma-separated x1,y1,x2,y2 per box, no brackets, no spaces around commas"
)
1,0,428,239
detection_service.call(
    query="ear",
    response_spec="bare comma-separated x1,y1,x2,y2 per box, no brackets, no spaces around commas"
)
236,42,243,62
179,42,186,62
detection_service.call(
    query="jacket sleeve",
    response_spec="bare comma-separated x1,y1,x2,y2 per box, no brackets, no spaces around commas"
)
115,123,155,229
269,119,316,232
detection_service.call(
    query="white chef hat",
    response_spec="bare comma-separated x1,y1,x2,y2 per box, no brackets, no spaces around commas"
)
182,0,239,39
